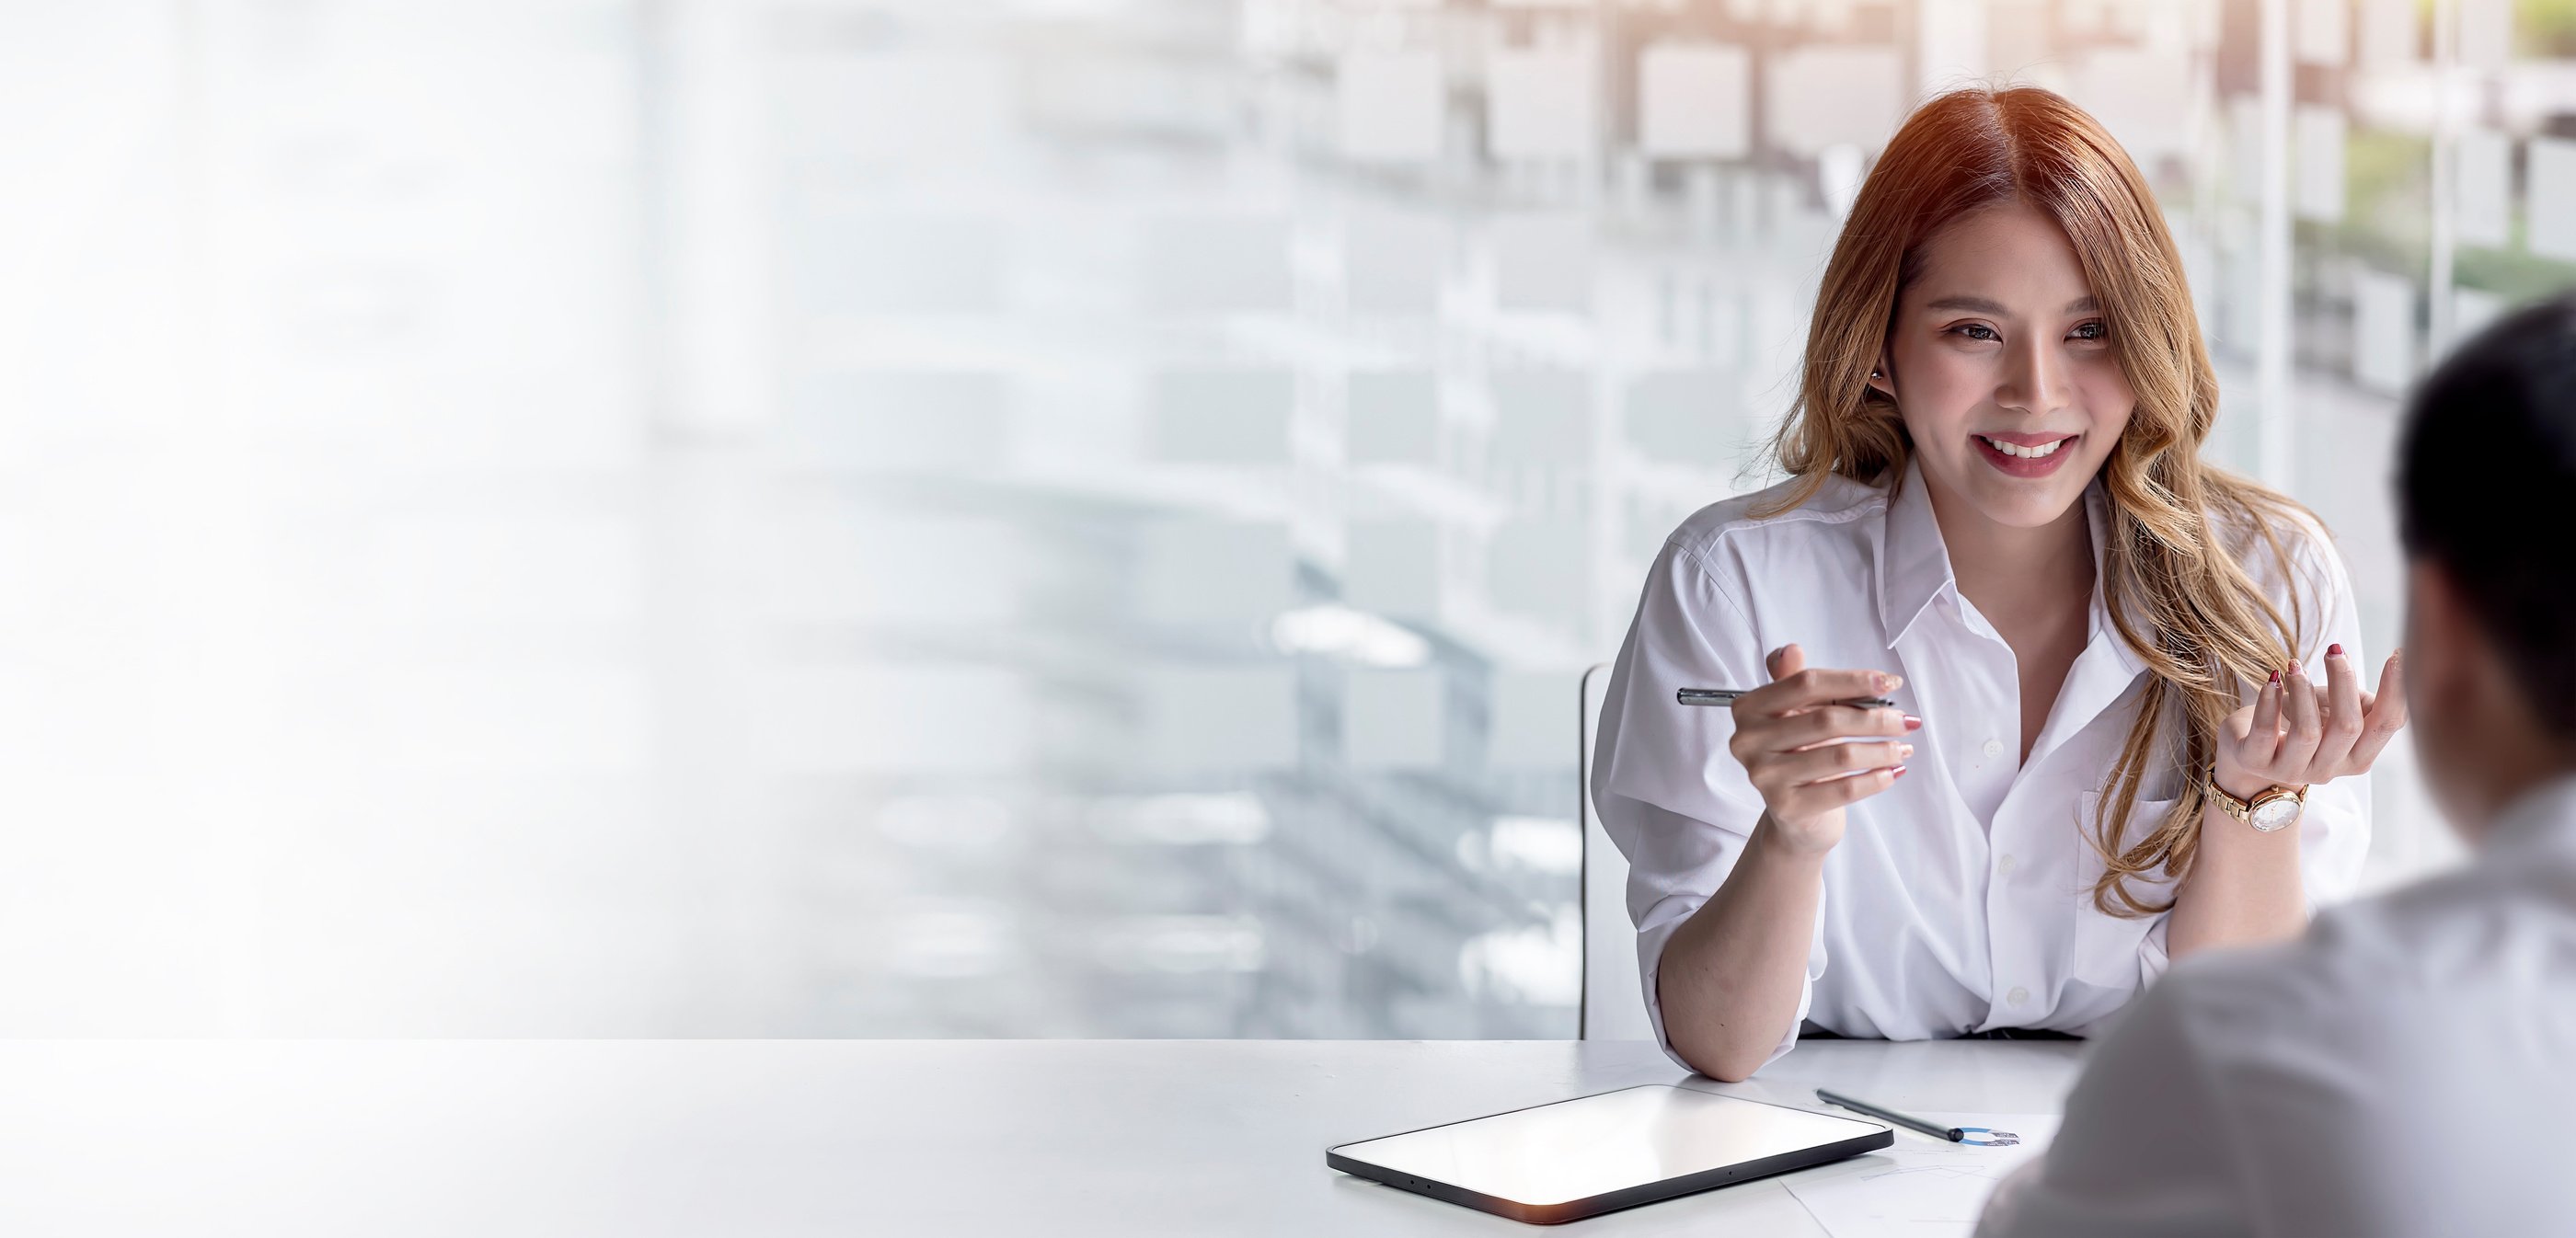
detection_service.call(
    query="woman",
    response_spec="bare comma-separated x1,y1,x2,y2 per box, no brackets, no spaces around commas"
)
1592,86,2409,1082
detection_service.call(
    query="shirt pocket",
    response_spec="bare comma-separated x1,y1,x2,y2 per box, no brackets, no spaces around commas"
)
2068,791,2183,991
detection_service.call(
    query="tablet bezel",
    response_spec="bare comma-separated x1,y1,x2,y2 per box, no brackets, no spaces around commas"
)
1325,1083,1893,1226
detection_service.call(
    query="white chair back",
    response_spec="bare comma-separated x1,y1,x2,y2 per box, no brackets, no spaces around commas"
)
1578,662,1655,1041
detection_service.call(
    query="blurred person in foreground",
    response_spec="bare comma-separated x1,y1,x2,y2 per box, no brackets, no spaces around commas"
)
1977,295,2576,1236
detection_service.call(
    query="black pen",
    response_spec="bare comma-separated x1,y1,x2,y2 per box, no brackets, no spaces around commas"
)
1677,688,1897,710
1814,1087,1961,1142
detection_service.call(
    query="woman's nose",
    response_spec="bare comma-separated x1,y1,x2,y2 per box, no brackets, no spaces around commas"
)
1997,338,2075,415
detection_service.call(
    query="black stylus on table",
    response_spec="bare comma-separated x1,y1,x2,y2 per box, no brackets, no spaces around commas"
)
1814,1087,1962,1142
1677,688,1898,710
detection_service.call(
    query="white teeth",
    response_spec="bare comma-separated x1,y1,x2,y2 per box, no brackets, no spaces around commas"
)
1980,435,2067,459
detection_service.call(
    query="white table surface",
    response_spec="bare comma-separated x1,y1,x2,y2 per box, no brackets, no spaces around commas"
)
0,1038,2087,1236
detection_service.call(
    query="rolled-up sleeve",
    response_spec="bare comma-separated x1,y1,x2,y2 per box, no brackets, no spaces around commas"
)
1591,540,1822,1070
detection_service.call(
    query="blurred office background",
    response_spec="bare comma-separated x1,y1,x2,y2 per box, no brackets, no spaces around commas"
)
3,0,2570,1037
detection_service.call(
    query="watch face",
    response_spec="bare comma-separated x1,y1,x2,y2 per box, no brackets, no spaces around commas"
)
2251,797,2300,832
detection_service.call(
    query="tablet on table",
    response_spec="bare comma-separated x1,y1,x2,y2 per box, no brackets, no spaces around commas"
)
1327,1083,1892,1225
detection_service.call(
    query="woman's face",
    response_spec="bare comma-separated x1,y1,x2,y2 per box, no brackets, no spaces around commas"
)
1872,201,2136,532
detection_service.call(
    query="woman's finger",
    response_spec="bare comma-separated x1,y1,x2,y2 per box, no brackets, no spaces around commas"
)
1736,644,1803,730
2316,643,2366,768
2246,667,2284,768
1781,762,1906,815
1741,666,1902,718
2278,660,2324,774
2345,650,2410,771
1765,705,1915,753
1768,739,1913,789
1738,643,1807,724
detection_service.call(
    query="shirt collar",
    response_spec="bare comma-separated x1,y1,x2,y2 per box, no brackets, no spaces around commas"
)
1875,458,2145,676
1877,456,1950,646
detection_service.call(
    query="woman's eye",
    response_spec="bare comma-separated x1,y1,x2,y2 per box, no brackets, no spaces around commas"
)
1952,324,2000,342
2070,321,2108,341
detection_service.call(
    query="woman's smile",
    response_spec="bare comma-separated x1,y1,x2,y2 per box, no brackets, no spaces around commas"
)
1972,430,2080,477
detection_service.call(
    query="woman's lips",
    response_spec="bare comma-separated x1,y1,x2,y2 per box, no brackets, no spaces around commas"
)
1972,431,2077,477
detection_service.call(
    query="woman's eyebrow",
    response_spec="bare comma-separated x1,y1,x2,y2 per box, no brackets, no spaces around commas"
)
1922,293,2100,315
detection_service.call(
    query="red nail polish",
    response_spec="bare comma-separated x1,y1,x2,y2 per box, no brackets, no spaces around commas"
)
2328,643,2344,658
1891,764,1908,779
1903,714,1923,731
2269,670,2281,685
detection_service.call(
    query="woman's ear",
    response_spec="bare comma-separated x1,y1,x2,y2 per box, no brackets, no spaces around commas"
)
1864,356,1896,402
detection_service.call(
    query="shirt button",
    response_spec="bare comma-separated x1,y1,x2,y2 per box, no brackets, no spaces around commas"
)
1982,738,2005,759
1997,854,2018,877
2007,986,2030,1007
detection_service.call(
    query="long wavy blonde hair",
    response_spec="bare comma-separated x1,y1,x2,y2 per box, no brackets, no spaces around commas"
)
1757,86,2314,917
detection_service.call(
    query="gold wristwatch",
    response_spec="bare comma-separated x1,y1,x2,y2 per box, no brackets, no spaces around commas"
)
2206,766,2307,833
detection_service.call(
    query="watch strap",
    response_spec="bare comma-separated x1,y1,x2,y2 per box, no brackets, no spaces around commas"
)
2205,766,2307,831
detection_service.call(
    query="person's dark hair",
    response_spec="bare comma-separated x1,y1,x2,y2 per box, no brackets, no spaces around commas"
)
2397,293,2576,739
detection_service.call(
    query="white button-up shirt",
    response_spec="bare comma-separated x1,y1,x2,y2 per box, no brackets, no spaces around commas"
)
1977,774,2576,1238
1592,460,2369,1070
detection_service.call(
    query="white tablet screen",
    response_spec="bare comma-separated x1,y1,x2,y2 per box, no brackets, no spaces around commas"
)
1332,1085,1884,1207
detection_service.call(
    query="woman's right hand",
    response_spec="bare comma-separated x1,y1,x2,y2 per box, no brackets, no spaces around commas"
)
1727,643,1918,854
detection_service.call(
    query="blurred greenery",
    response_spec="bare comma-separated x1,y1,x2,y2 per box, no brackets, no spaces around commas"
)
2317,11,2576,305
2401,1,2576,54
2490,4,2576,296
2336,128,2432,274
2520,0,2576,54
2455,239,2576,302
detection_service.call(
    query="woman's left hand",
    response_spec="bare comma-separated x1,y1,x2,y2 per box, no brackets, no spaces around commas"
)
2214,644,2408,799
